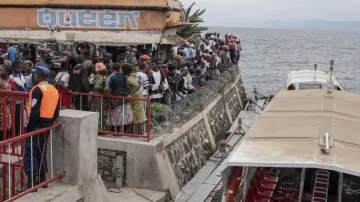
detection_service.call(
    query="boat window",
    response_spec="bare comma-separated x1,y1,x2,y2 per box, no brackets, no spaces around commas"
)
299,83,322,90
287,84,296,90
335,86,342,91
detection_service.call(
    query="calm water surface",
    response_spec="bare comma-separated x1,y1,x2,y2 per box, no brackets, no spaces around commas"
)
208,27,360,96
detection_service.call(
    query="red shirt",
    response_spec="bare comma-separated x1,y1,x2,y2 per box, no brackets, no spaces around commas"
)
161,68,168,77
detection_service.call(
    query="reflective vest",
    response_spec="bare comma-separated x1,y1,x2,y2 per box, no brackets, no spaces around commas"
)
27,84,59,119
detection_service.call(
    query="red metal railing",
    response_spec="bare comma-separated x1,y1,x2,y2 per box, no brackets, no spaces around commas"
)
60,92,151,142
0,89,152,199
0,90,28,154
0,123,62,201
0,90,152,142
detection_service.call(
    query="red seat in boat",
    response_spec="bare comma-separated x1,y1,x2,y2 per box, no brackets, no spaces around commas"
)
257,170,278,185
245,194,254,202
253,178,274,198
259,168,278,183
249,186,270,202
256,171,276,190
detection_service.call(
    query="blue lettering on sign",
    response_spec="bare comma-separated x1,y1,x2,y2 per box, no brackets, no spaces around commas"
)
58,10,77,27
37,8,57,29
37,8,140,30
118,11,140,29
98,10,117,28
78,10,97,27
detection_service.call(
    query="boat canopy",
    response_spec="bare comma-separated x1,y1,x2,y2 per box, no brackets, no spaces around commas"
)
219,89,360,177
286,70,343,90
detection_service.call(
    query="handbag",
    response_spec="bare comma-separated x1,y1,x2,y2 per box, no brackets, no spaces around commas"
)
106,103,133,126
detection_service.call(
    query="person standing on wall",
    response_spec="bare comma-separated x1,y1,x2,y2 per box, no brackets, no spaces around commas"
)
24,65,59,191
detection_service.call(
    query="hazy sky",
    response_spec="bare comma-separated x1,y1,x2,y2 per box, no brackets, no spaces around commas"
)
181,0,360,26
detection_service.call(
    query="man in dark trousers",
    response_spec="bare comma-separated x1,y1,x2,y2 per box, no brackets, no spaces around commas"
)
24,65,59,191
68,56,92,110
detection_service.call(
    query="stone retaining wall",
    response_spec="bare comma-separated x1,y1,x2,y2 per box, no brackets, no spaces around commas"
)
166,120,213,188
207,97,232,147
98,72,246,198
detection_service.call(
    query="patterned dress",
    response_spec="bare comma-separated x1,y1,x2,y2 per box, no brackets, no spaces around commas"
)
93,74,108,130
94,74,107,94
127,74,146,124
0,79,13,130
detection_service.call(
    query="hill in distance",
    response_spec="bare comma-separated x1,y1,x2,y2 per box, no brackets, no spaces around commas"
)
251,20,360,32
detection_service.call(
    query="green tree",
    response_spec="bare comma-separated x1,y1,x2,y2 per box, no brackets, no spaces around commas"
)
177,2,208,39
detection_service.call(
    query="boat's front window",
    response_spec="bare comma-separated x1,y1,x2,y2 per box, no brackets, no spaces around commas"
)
299,83,322,90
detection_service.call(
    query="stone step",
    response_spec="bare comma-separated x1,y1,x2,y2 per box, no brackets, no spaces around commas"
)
107,186,166,202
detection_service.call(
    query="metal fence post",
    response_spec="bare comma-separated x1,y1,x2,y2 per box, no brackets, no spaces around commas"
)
80,95,83,111
147,100,151,142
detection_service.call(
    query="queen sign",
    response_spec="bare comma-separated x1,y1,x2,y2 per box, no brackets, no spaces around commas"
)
37,8,140,30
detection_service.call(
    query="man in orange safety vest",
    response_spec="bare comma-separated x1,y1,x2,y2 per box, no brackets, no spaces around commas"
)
24,64,59,191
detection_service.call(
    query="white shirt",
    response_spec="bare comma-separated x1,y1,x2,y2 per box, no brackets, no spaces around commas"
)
173,46,178,56
150,71,163,99
88,73,96,85
55,72,70,87
216,56,221,66
185,74,195,90
136,72,149,97
183,47,189,58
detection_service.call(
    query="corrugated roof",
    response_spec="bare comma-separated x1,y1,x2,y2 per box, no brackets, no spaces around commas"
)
219,89,360,177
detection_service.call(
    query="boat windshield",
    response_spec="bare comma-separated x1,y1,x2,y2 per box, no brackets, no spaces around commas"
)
299,83,322,90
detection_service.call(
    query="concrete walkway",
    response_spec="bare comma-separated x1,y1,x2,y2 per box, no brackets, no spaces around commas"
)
107,186,166,202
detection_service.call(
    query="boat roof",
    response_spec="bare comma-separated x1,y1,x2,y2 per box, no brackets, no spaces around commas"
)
219,89,360,177
286,70,341,88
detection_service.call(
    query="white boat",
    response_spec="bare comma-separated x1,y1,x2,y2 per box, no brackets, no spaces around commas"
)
285,64,343,91
178,60,357,202
218,87,360,202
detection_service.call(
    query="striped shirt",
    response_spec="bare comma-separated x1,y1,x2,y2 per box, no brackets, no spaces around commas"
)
136,72,149,97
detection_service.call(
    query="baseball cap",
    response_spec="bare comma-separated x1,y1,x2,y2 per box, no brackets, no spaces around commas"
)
31,63,51,76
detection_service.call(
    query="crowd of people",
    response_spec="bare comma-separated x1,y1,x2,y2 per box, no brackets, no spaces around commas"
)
0,33,242,135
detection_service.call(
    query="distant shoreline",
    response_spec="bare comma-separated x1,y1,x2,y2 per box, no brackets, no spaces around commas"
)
204,20,360,33
206,26,360,33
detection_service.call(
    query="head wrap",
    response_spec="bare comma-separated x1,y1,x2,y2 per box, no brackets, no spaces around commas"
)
127,55,135,63
95,62,106,73
24,60,33,71
140,55,150,61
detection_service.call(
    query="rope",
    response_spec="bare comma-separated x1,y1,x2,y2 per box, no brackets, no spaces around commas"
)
124,180,155,202
106,182,121,193
343,180,360,195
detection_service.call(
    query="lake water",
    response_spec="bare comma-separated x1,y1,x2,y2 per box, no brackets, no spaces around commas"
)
207,27,360,96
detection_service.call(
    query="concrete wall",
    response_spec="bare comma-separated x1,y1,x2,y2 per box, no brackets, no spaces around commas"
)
18,110,109,202
98,74,246,198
